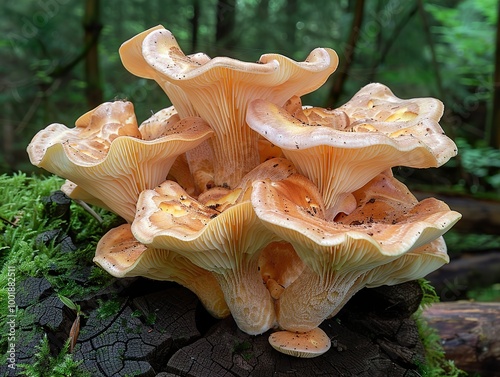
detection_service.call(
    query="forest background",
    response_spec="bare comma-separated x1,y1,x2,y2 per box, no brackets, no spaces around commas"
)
0,1,500,374
1,0,499,197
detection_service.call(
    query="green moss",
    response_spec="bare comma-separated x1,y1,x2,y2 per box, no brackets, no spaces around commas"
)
96,297,123,319
0,173,117,359
0,173,115,282
415,280,467,377
145,312,157,326
232,341,254,361
18,335,90,377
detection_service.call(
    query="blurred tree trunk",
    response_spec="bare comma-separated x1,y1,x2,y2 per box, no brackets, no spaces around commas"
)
491,0,500,148
84,0,103,109
368,3,418,82
423,301,500,376
285,0,297,51
256,0,271,50
3,103,13,170
191,0,200,51
417,0,445,105
325,0,365,107
215,0,236,53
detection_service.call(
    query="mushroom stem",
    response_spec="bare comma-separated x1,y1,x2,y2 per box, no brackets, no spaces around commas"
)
277,143,386,220
179,269,231,319
276,265,363,332
214,258,276,335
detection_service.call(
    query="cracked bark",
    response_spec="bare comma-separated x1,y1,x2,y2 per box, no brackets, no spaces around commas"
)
2,274,427,377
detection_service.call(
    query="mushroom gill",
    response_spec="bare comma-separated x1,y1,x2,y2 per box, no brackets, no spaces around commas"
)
247,84,457,219
27,102,213,222
120,25,338,188
94,224,230,319
251,170,461,332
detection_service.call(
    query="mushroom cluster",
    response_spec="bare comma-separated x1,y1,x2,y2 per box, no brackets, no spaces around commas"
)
27,26,461,358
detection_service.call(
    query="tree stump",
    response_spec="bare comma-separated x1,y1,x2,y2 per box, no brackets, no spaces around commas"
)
0,192,436,376
1,275,429,377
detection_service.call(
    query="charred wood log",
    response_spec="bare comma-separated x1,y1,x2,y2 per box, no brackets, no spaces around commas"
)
423,301,500,377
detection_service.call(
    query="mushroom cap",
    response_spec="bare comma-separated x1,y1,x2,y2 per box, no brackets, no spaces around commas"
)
130,158,299,334
120,25,339,187
74,100,142,140
247,84,457,216
119,25,201,118
137,105,180,140
94,224,230,318
252,171,460,274
268,327,331,358
363,237,449,288
252,171,461,331
131,180,278,334
27,102,213,222
124,26,338,92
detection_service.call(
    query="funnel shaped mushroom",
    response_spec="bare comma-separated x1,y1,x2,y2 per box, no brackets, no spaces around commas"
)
131,158,297,334
94,224,229,318
247,84,457,219
27,102,213,222
251,171,461,332
120,25,338,188
131,184,279,334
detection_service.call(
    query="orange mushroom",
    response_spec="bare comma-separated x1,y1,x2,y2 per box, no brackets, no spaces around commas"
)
247,84,457,219
251,170,461,332
120,25,338,188
94,224,229,318
131,180,277,334
268,327,331,358
131,159,298,335
27,101,213,222
258,241,305,300
25,25,462,351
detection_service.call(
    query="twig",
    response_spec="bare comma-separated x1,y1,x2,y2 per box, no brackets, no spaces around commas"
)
0,215,18,227
73,199,103,223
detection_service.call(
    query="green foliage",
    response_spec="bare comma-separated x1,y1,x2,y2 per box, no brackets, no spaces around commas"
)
427,0,496,94
453,137,500,194
18,335,90,377
467,283,500,302
145,312,157,326
58,294,85,318
415,280,466,377
418,279,440,308
96,297,123,319
232,340,254,361
444,230,500,254
0,173,115,290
